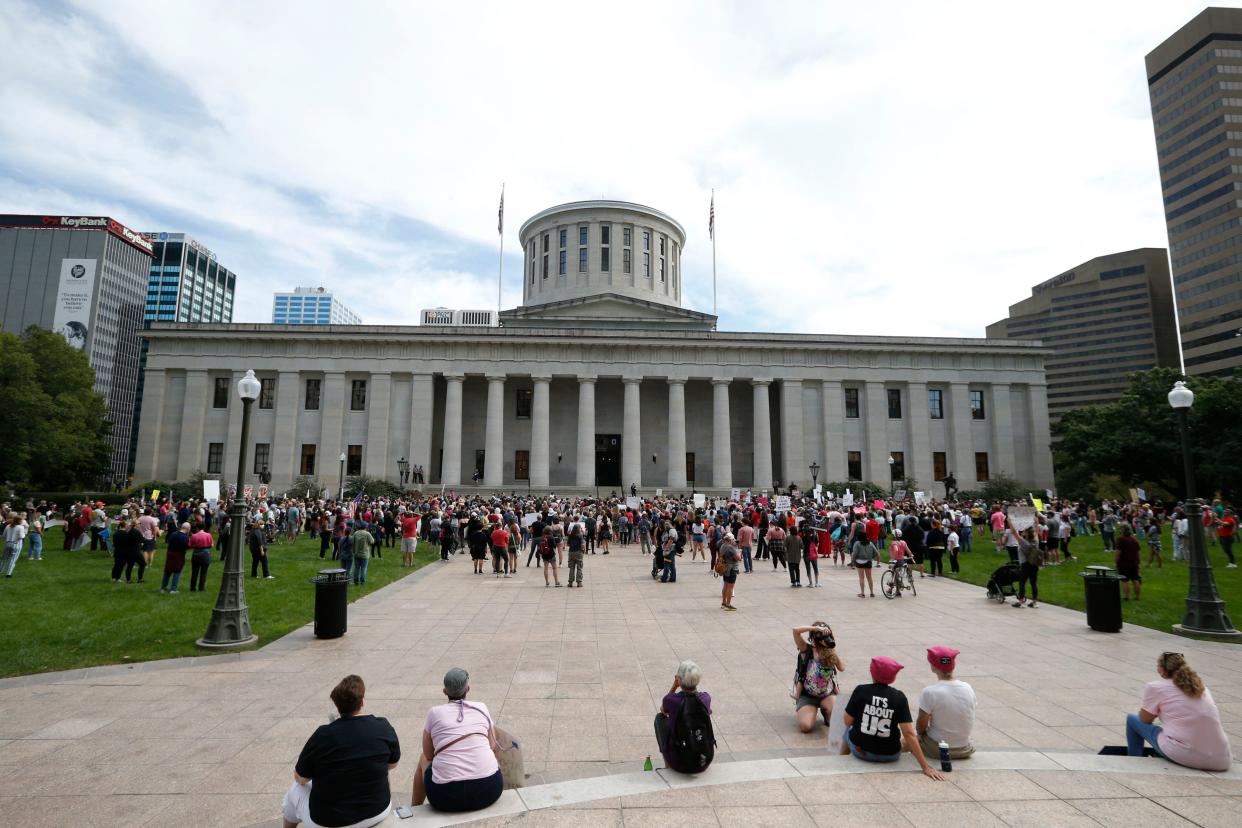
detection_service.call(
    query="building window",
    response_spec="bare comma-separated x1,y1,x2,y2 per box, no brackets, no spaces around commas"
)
300,444,317,475
659,235,666,255
890,451,905,481
542,233,550,279
529,243,535,284
643,230,651,250
933,452,947,481
578,247,588,272
559,227,567,248
474,449,485,479
847,451,862,481
601,248,610,271
928,388,943,419
970,390,986,420
643,252,651,277
844,388,860,418
347,444,363,476
305,378,321,410
660,258,665,281
213,377,229,408
515,389,532,419
514,450,529,481
350,380,367,411
686,452,696,484
623,249,632,274
623,226,632,247
600,224,610,245
887,388,902,419
975,452,990,482
578,224,588,246
207,442,224,474
542,253,548,279
259,377,275,409
558,250,566,275
253,443,271,474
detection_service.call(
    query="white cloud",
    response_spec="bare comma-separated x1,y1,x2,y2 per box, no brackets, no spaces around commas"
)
0,0,1204,334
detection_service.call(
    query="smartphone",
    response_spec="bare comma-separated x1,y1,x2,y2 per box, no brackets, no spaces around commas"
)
395,805,414,819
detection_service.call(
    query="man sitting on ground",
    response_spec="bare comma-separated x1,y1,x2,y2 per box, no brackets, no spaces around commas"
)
282,675,400,828
917,646,976,761
840,656,945,780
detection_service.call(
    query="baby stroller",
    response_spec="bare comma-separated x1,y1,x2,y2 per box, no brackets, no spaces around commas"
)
985,562,1022,603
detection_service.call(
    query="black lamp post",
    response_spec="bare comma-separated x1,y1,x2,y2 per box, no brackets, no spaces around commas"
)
197,369,260,649
397,456,409,487
1168,381,1240,639
338,452,347,502
809,462,820,491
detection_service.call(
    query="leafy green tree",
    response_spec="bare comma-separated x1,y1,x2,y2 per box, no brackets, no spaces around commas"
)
1053,367,1242,502
0,328,111,490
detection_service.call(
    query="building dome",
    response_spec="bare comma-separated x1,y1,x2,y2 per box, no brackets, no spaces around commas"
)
518,201,686,309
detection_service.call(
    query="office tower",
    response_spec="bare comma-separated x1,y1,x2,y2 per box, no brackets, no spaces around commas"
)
987,249,1181,423
142,232,236,324
272,286,361,324
0,214,152,483
1147,7,1242,375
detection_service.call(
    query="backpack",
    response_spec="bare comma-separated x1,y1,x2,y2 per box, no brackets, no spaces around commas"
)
670,693,715,771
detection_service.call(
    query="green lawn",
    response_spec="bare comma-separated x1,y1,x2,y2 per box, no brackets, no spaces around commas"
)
949,524,1242,640
0,527,437,678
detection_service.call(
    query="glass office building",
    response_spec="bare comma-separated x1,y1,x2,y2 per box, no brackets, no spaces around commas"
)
987,248,1181,424
142,232,235,324
1147,7,1242,376
272,286,361,325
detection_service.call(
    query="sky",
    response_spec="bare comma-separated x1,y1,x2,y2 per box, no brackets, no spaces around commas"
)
0,0,1213,337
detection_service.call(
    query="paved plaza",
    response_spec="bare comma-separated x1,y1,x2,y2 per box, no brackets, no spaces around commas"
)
0,548,1239,827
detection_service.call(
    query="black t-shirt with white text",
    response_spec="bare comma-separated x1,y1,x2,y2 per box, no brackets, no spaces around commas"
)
295,714,400,827
845,682,912,756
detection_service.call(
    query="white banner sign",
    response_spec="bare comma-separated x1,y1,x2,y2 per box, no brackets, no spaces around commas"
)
914,491,928,505
203,479,220,502
625,496,641,510
841,491,854,507
522,513,538,527
1009,506,1037,532
774,495,791,512
52,259,96,351
654,488,663,497
693,493,705,508
730,488,740,500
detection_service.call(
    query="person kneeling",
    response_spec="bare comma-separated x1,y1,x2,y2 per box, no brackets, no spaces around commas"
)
412,668,504,812
654,660,715,774
282,675,400,828
840,657,945,780
917,646,976,761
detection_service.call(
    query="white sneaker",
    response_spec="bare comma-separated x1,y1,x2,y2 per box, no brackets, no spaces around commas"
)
1228,563,1237,568
265,575,275,579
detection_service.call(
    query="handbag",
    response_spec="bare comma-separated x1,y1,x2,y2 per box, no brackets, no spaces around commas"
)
713,555,729,575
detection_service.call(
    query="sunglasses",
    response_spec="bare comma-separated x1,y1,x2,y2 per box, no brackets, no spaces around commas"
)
1161,651,1182,669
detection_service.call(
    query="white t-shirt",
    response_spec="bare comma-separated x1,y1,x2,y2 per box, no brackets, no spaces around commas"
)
4,523,28,545
918,680,977,749
947,531,959,552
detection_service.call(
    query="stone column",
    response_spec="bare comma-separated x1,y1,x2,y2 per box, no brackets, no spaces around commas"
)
176,369,208,480
1026,384,1055,487
576,378,596,487
779,379,803,489
948,382,975,488
409,373,434,483
363,373,392,480
483,375,506,487
320,372,347,494
271,370,300,485
134,368,166,482
864,381,889,484
666,379,687,489
712,378,732,488
530,376,551,487
821,380,846,483
752,380,773,490
905,381,933,490
990,383,1017,481
622,377,642,489
441,374,464,486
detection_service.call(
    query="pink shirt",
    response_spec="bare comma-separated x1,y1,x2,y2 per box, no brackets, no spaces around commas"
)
137,514,160,541
736,525,755,548
1142,678,1232,771
424,701,499,784
889,540,908,561
990,511,1006,531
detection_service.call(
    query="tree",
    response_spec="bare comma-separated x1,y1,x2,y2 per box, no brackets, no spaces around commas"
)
0,328,111,490
1052,367,1242,502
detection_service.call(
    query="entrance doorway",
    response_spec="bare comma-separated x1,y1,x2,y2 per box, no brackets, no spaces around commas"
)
595,434,620,486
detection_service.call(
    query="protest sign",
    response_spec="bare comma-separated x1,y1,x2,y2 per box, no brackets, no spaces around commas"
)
522,513,538,527
203,480,220,502
626,496,641,510
1009,506,1037,531
774,495,792,512
258,484,269,500
243,484,253,500
730,488,740,500
873,499,885,509
655,488,663,497
150,489,160,502
841,490,854,507
1032,497,1044,511
893,489,907,501
693,493,705,508
914,491,927,505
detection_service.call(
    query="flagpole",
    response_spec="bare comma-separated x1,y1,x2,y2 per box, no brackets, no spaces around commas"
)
497,184,505,316
711,189,717,329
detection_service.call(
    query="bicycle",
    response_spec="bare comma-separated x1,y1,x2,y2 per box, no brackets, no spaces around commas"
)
881,559,917,599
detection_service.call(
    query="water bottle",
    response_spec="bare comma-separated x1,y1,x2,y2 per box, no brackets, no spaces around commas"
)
643,755,653,772
938,740,952,772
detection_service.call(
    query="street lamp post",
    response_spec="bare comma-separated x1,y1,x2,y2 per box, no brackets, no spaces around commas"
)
888,454,896,486
338,452,347,502
808,462,820,491
397,456,409,487
1168,381,1240,640
197,369,260,649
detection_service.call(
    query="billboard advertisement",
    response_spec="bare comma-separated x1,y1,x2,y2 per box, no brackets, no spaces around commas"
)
51,258,96,351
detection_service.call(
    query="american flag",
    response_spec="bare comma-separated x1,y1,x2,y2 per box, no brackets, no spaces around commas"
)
708,191,715,240
498,185,505,235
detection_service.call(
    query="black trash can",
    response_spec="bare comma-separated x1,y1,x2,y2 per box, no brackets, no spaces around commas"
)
311,568,350,639
1080,565,1123,633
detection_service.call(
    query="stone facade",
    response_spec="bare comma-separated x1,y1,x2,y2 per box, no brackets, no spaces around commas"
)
133,201,1056,495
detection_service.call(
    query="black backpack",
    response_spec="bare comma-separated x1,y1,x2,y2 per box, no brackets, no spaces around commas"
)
670,693,715,771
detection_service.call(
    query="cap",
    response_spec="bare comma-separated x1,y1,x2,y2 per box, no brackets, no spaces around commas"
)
869,656,904,685
926,646,959,673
